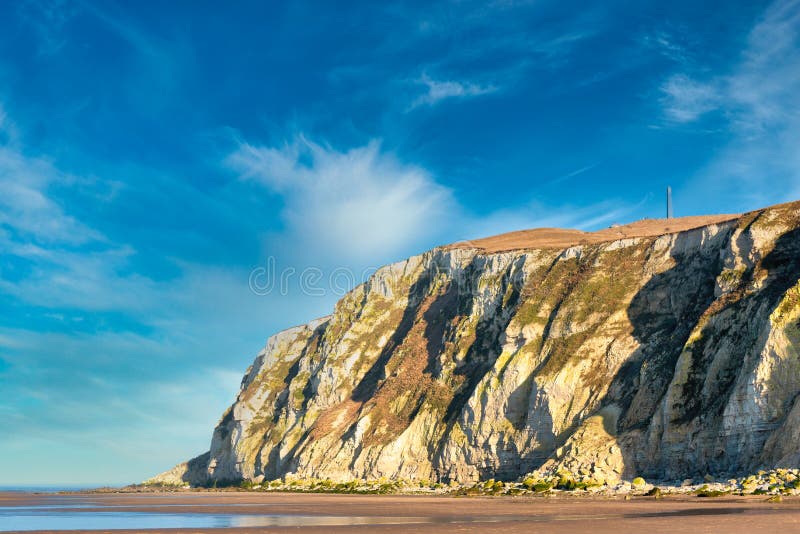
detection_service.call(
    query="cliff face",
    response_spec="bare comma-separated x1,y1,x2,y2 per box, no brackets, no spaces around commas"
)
151,202,800,485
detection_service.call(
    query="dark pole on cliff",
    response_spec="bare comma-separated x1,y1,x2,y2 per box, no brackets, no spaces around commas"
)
667,186,673,219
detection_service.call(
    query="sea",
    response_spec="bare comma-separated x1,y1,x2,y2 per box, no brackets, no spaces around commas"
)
0,486,102,493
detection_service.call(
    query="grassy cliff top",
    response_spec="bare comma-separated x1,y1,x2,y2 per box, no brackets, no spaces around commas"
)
445,205,790,253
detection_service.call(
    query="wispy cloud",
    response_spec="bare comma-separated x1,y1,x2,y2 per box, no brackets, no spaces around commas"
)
659,0,800,130
0,103,303,483
0,104,19,144
660,74,720,123
329,3,598,114
727,0,800,134
639,29,691,64
409,73,497,109
226,134,638,261
549,162,601,186
16,0,78,55
0,136,103,246
226,136,455,265
78,0,163,59
662,0,800,206
78,1,188,113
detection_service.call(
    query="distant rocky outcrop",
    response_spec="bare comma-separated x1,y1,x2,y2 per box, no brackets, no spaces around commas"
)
149,201,800,486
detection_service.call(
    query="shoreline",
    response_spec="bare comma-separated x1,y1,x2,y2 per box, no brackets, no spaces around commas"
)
3,490,800,533
132,467,800,499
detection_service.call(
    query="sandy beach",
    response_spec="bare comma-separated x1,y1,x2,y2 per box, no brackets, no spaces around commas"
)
3,491,800,533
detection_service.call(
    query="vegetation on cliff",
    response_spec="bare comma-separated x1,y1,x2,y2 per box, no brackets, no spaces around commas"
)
149,201,800,489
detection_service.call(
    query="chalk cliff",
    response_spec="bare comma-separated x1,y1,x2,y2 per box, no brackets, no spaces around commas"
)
150,201,800,485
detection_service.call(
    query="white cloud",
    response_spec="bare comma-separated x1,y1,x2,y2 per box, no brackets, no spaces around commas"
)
227,137,455,265
660,74,719,123
4,117,286,487
0,115,280,325
659,0,800,131
664,0,800,205
549,162,600,186
0,104,19,143
0,243,159,312
227,134,640,265
0,129,152,315
409,74,497,109
0,126,287,481
727,0,800,134
0,142,104,245
0,102,643,484
640,30,690,63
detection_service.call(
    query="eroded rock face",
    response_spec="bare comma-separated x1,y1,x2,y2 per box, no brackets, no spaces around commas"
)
150,202,800,485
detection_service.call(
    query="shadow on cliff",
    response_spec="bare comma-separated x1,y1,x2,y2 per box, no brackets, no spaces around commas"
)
605,218,800,480
427,257,526,481
348,256,523,409
349,268,436,403
256,320,329,480
273,258,473,474
316,254,525,477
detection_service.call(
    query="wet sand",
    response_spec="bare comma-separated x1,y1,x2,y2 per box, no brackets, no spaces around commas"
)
3,491,800,533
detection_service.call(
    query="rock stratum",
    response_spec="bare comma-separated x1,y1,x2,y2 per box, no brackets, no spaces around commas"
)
151,201,800,486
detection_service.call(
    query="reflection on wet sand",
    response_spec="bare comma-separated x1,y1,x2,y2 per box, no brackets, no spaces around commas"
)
1,491,797,533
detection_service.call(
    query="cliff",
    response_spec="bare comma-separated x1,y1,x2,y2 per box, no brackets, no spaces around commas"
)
149,201,800,485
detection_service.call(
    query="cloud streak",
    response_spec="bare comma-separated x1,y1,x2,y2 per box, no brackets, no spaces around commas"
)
409,74,497,109
660,74,720,123
0,129,103,246
659,0,800,206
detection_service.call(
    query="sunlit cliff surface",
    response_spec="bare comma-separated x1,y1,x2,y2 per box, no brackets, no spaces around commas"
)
151,201,800,485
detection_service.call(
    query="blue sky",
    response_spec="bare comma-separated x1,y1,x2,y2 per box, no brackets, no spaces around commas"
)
1,0,799,485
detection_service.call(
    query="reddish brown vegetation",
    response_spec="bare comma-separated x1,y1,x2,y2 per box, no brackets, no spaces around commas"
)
447,214,742,253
